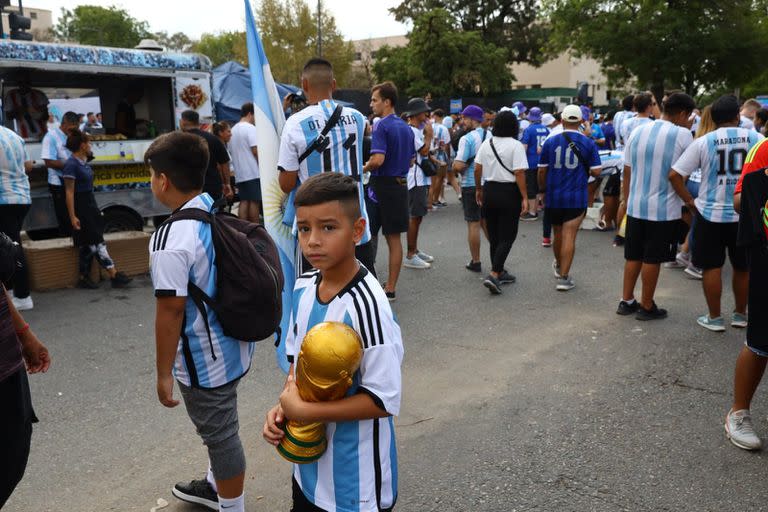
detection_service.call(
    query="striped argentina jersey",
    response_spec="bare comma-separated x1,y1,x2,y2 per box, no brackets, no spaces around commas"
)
456,127,490,187
625,119,693,221
0,126,31,205
278,99,371,244
621,116,651,147
287,266,403,512
149,193,255,388
407,125,429,189
673,127,761,223
431,121,450,153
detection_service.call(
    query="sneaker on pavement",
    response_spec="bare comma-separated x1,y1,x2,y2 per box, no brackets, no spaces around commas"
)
483,275,503,295
684,265,703,280
613,235,625,247
676,251,691,267
732,312,748,328
697,314,725,332
552,259,562,279
555,276,575,291
385,290,396,302
635,302,667,321
404,255,431,269
541,237,552,247
725,409,762,451
77,277,100,290
498,270,516,284
111,271,133,288
521,212,539,221
11,295,33,311
415,250,435,263
172,478,219,510
616,299,639,316
465,260,482,273
663,260,686,269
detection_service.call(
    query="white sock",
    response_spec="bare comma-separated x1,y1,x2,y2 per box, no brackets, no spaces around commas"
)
206,465,218,493
622,298,636,304
218,493,244,512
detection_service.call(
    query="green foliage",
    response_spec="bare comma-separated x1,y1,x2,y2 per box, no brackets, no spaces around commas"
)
390,0,548,65
257,0,354,85
154,31,194,53
53,5,151,48
544,0,768,96
192,32,247,67
373,9,512,97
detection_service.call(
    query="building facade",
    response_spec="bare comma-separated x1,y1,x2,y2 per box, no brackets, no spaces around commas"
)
1,5,53,41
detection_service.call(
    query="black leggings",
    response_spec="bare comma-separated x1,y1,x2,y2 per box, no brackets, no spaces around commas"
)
481,182,523,274
0,204,31,299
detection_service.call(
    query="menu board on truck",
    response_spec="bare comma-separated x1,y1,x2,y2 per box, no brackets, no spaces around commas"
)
174,71,213,128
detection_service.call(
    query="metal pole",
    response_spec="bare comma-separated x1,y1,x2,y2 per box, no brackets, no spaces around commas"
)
317,0,322,56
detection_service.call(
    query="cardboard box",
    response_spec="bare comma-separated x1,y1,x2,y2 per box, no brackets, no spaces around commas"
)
24,231,150,291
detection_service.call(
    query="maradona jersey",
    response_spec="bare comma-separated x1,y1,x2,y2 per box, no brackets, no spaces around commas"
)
286,266,403,512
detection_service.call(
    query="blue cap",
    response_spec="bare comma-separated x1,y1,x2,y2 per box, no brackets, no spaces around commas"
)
527,107,542,123
512,101,527,114
461,105,484,122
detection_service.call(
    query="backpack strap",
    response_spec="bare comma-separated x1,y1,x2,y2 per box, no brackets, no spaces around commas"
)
561,131,591,175
489,138,515,175
298,104,344,164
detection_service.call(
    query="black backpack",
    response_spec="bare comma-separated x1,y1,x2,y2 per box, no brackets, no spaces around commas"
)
160,207,284,344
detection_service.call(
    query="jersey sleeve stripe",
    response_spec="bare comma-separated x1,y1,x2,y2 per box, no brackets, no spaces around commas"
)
359,280,385,345
159,222,172,250
352,286,379,347
348,290,370,349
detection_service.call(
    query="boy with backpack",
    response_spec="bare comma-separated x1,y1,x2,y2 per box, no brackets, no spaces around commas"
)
147,132,267,512
262,172,404,512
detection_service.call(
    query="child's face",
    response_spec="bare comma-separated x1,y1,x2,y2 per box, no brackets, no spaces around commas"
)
296,201,365,271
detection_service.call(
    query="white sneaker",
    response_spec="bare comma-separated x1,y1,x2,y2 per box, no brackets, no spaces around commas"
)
415,250,435,263
404,255,431,269
12,295,34,311
552,259,562,279
725,409,762,450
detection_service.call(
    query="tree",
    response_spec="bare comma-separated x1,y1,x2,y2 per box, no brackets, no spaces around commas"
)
257,0,354,85
192,31,247,66
373,9,512,98
544,0,768,100
53,5,151,48
154,31,194,53
390,0,549,65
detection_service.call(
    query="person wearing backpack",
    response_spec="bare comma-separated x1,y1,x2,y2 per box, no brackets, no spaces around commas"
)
147,132,258,512
473,111,530,295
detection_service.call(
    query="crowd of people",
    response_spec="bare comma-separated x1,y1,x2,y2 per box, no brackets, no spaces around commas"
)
5,53,768,512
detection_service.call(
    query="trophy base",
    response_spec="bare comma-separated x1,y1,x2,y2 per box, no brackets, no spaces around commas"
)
277,424,328,464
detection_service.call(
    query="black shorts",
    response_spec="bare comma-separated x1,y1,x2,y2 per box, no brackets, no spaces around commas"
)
747,247,768,356
691,217,747,271
0,367,37,508
603,172,621,197
369,177,409,235
525,169,539,199
624,216,683,264
544,207,586,226
237,178,262,201
461,187,481,222
408,185,429,218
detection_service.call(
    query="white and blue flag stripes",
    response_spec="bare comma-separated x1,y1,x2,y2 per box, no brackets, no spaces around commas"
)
245,0,292,373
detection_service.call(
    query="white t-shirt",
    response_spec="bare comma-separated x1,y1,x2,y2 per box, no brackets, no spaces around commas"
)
545,124,563,140
229,121,260,182
475,136,528,183
740,115,755,131
407,126,430,189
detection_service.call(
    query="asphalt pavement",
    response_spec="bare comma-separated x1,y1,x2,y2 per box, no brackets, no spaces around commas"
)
7,198,767,511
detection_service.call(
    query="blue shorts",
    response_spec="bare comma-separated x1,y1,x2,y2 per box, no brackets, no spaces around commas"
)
237,178,262,201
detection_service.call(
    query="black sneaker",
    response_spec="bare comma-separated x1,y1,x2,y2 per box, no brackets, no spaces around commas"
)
385,290,396,302
635,302,668,321
172,478,218,510
483,275,502,295
616,299,640,316
111,271,133,288
465,260,482,273
498,270,516,284
613,235,625,247
77,276,100,289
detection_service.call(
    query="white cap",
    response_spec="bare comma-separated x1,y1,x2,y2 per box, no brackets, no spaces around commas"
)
541,113,556,127
562,104,582,122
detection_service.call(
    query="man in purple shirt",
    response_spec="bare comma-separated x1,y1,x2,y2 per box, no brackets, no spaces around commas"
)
363,81,415,301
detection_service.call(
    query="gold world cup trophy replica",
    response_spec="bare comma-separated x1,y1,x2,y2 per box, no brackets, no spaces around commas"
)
277,321,363,463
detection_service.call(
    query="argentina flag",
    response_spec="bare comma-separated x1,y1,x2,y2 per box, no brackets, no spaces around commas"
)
245,0,293,373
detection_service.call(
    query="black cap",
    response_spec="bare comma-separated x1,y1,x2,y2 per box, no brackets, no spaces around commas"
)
406,98,430,117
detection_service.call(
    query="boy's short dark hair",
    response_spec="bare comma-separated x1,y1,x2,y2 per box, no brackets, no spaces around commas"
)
710,95,740,125
433,108,445,118
240,102,254,117
621,94,634,111
663,92,696,118
145,132,209,193
181,110,200,124
634,93,654,113
294,172,361,221
65,129,88,152
62,111,79,125
372,81,398,107
303,57,333,73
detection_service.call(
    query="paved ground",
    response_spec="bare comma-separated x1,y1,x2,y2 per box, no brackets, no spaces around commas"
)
7,199,768,511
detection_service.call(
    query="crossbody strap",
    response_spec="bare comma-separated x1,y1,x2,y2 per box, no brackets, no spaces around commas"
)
489,138,516,175
562,131,591,175
298,104,344,164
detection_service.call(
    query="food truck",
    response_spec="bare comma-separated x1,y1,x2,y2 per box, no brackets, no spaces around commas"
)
0,40,215,237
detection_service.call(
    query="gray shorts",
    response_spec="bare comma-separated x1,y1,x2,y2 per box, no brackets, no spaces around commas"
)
178,379,245,480
408,185,429,218
237,178,262,201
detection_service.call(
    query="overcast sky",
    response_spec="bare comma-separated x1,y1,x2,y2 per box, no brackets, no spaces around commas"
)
25,0,408,41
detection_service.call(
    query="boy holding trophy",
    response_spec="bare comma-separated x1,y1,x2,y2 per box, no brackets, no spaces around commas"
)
263,172,404,512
